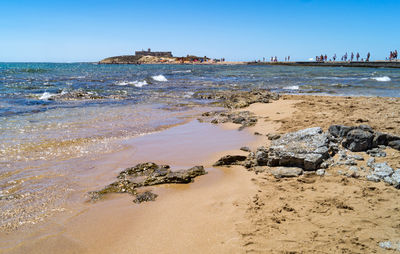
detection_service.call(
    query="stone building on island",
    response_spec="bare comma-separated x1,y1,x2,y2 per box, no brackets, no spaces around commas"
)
135,48,173,58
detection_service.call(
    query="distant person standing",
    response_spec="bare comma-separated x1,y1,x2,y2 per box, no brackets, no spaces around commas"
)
333,54,336,61
356,52,360,61
288,56,290,61
351,52,354,62
366,52,370,62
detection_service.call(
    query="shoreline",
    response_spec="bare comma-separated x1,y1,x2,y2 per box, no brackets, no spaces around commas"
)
248,60,400,69
2,93,400,253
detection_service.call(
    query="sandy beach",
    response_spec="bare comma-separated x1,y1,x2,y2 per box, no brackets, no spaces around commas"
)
2,92,399,253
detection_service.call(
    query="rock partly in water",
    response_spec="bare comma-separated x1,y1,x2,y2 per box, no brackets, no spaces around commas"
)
266,127,331,170
200,110,258,130
90,162,206,202
240,146,251,152
213,155,247,166
193,89,279,109
133,191,158,204
270,167,303,178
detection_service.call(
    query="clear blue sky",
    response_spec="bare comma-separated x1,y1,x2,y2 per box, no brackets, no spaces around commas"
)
1,0,399,62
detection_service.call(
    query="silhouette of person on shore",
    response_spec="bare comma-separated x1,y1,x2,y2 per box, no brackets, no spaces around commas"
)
351,52,354,62
333,54,336,61
356,53,360,61
366,52,370,62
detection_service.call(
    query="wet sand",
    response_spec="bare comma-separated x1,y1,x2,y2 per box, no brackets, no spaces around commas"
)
2,95,400,253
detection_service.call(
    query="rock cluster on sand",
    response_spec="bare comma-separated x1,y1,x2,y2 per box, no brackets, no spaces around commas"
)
196,89,279,129
200,110,258,130
89,162,206,203
213,124,400,189
193,89,279,109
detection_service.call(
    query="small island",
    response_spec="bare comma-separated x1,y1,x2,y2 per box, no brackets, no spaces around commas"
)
99,48,217,64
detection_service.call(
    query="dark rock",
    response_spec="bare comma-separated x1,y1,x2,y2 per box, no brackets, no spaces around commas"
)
267,127,331,170
133,191,158,203
372,132,400,147
358,124,374,133
372,132,391,147
366,148,387,157
255,146,269,166
389,140,400,150
342,129,374,152
90,163,206,201
270,167,303,178
240,146,251,152
267,134,281,140
254,132,262,136
213,155,247,166
328,125,355,138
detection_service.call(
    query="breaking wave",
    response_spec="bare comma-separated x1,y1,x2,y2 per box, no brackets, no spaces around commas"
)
152,75,168,82
115,80,148,87
371,76,391,82
171,70,192,73
283,85,299,90
39,92,55,100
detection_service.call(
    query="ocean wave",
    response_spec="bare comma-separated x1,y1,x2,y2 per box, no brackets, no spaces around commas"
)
315,76,361,81
171,70,192,73
371,76,391,82
283,85,299,90
115,80,148,87
152,75,168,82
39,92,55,100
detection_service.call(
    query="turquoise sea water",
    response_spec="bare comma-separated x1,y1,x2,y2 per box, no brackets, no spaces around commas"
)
0,62,399,231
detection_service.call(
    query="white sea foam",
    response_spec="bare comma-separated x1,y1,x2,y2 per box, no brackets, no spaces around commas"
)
172,70,192,73
115,80,148,87
152,75,168,82
371,76,391,82
183,92,195,98
283,85,299,90
132,80,148,87
39,92,54,100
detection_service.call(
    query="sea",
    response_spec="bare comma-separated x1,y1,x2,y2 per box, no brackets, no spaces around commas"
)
0,62,399,232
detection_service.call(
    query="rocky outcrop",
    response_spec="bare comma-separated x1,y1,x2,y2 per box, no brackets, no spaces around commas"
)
329,125,400,152
193,89,279,109
270,167,303,178
267,127,332,170
212,124,400,189
199,110,257,130
213,155,247,166
99,55,142,64
89,162,206,202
